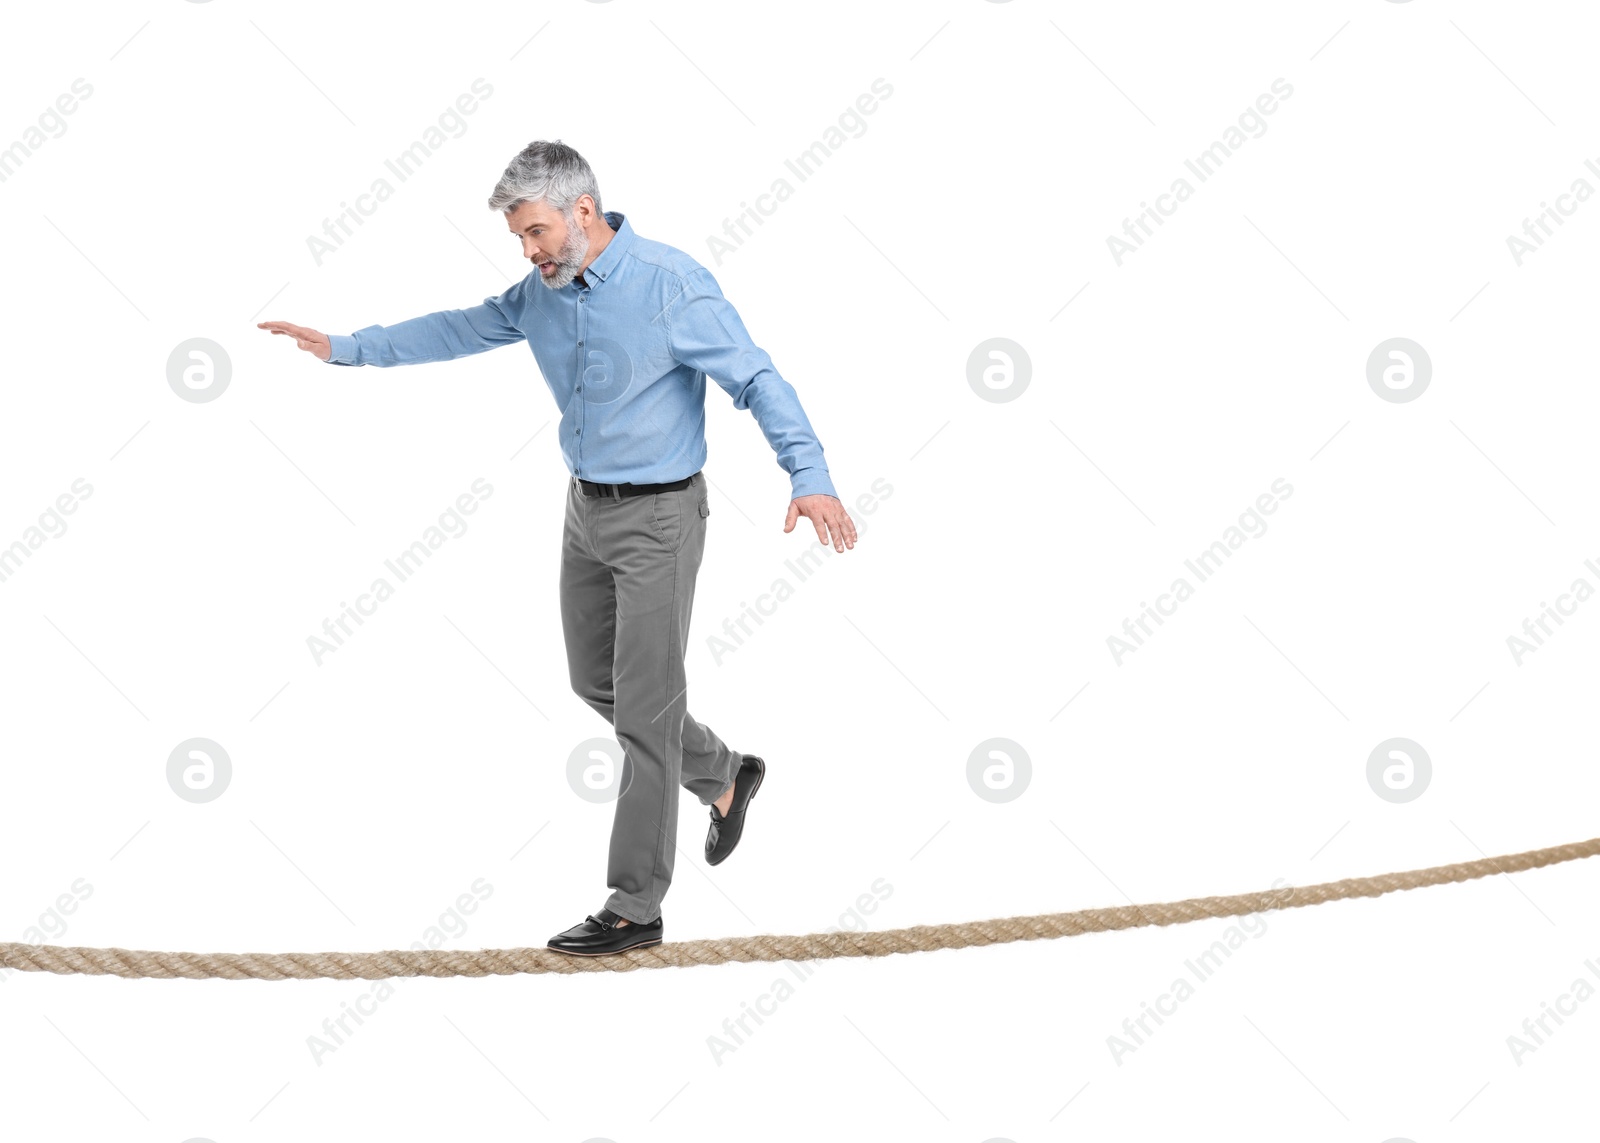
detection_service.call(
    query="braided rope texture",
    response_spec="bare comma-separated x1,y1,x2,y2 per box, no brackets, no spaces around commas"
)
4,835,1595,980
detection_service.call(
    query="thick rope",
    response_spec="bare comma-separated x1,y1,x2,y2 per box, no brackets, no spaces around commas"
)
3,835,1595,980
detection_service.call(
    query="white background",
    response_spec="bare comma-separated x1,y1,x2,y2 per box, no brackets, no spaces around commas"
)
2,1,1598,1139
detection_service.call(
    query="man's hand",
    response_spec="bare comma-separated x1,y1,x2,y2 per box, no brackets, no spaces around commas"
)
257,321,333,362
785,494,856,552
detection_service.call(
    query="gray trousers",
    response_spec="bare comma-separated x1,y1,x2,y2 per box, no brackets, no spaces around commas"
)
559,470,742,923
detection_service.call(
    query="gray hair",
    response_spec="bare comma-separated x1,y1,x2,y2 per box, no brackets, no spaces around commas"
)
486,139,602,218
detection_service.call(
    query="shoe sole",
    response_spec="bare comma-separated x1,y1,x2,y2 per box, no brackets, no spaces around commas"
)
546,935,663,957
707,758,764,866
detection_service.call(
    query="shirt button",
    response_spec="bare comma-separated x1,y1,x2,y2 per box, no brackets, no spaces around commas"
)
576,385,582,393
578,340,584,347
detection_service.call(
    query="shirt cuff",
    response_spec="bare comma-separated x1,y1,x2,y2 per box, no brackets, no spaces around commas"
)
325,333,359,365
790,471,837,500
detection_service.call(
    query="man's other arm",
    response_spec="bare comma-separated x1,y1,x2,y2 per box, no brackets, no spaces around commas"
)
666,266,838,501
325,279,528,367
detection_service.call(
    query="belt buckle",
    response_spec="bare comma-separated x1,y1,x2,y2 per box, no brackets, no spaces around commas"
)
578,477,620,500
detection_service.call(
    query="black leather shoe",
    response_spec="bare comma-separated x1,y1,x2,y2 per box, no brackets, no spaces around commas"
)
706,754,765,866
546,907,663,956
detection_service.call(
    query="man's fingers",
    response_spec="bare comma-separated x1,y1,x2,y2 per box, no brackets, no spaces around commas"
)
826,509,855,551
832,512,852,551
259,321,316,341
259,322,328,357
786,497,856,551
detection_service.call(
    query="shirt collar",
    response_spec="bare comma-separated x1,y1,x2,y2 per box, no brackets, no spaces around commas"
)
580,210,632,285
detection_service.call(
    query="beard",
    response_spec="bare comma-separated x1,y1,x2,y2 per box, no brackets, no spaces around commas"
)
534,211,591,289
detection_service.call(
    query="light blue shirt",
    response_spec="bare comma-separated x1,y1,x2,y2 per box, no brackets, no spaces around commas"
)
325,210,836,500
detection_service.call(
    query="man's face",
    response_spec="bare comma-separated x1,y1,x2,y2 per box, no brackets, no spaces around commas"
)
507,198,590,289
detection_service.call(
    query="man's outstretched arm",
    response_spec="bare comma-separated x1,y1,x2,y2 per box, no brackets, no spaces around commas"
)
258,279,528,366
666,266,856,551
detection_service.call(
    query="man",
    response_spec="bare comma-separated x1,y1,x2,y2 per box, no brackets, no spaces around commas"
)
260,139,855,956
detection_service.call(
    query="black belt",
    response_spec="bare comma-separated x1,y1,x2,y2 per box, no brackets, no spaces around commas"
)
575,472,697,499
